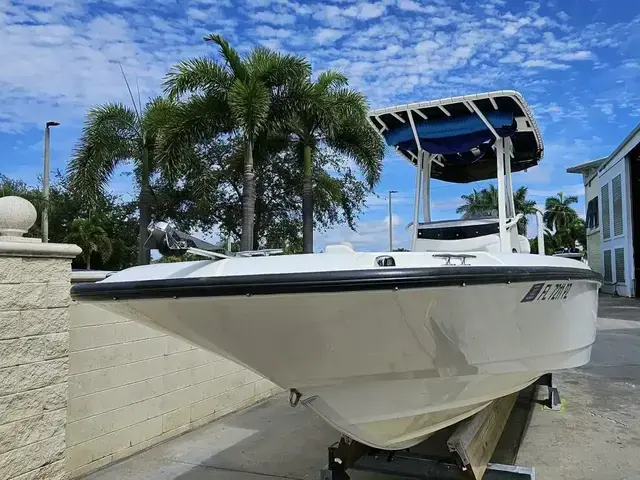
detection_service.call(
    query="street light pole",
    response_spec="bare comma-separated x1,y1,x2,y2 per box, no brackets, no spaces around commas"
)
42,121,60,243
388,190,398,251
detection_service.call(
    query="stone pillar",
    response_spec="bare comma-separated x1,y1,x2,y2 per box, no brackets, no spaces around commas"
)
0,196,81,480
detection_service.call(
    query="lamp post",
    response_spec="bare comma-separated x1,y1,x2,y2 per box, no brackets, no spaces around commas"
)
42,121,60,243
388,190,398,251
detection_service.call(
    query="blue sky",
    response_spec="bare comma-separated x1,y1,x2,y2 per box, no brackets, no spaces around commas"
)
1,0,639,251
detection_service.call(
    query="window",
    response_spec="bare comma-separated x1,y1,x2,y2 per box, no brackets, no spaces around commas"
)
586,197,599,230
601,184,611,239
615,248,625,284
603,250,612,283
612,174,623,236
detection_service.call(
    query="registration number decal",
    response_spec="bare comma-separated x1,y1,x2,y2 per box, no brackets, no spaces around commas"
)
521,282,572,303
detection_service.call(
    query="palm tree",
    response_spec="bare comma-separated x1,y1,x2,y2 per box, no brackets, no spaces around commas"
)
287,71,384,252
67,97,179,265
456,185,536,234
543,192,579,232
162,34,311,251
553,217,586,249
569,217,587,248
65,218,112,270
457,189,483,217
457,185,499,219
529,228,558,255
512,186,537,235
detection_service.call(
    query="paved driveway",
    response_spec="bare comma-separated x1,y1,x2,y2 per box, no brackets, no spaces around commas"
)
517,294,640,479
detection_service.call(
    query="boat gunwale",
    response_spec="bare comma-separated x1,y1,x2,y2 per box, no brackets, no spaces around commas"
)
70,265,602,301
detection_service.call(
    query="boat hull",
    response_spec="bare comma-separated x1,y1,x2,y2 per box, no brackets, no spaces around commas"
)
81,268,599,449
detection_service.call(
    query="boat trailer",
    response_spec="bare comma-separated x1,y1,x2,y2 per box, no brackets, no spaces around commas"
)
320,374,560,480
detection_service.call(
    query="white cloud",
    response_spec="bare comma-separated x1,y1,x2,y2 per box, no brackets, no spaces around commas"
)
556,11,570,22
502,20,528,36
252,10,297,25
444,14,465,26
522,59,570,70
312,5,352,27
259,38,283,50
314,28,346,44
1,0,632,138
595,101,616,121
499,51,524,63
0,2,219,133
190,0,232,5
396,0,422,11
600,103,613,116
313,1,386,24
254,25,292,39
557,50,594,61
415,39,438,53
356,2,387,19
187,7,218,21
536,102,564,120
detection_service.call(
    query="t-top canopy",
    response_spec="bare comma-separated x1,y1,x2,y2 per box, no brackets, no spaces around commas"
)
368,90,543,183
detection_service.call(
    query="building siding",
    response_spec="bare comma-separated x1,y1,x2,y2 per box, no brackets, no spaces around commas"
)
599,155,635,296
583,179,603,275
587,232,602,276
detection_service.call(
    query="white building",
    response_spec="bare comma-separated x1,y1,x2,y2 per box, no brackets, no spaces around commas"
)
566,157,606,277
567,123,640,298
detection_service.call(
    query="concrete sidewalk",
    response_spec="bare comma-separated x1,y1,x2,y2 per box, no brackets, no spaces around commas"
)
84,295,640,479
517,295,640,479
83,395,337,479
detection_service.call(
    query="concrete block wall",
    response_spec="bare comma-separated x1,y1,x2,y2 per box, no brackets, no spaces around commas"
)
66,302,281,478
0,194,81,480
0,257,73,480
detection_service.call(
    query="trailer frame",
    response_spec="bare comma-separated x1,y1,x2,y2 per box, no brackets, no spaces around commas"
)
319,374,560,480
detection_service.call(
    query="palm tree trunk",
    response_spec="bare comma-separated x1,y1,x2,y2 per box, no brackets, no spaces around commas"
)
253,228,260,251
86,254,91,270
138,146,152,265
240,139,256,252
253,197,261,251
302,145,313,254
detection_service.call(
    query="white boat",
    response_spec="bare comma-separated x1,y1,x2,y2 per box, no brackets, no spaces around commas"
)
71,90,601,451
553,248,586,263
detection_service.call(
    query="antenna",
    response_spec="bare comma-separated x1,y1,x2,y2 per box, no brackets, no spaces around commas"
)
136,77,143,114
118,60,141,122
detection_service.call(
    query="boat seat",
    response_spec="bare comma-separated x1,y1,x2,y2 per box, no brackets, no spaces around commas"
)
413,216,525,253
416,217,500,241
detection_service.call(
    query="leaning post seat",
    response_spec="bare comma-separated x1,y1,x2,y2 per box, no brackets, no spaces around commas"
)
413,216,529,253
416,218,499,240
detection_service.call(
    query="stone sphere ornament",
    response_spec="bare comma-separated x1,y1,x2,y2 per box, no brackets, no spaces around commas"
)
0,196,38,238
